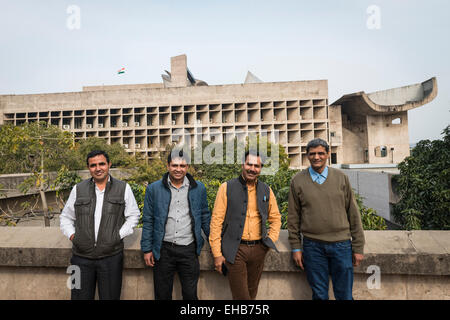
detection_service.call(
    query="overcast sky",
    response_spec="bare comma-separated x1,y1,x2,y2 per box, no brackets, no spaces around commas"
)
1,0,449,143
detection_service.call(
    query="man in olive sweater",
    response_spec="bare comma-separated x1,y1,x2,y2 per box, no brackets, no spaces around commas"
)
288,138,365,300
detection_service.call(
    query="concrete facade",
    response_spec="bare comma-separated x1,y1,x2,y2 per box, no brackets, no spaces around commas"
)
342,169,398,223
0,55,437,168
331,78,438,165
0,228,448,300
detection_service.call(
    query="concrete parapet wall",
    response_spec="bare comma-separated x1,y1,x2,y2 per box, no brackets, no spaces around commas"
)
0,80,328,111
0,228,448,300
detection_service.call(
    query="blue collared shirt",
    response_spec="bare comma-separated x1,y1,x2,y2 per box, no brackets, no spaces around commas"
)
308,166,328,185
292,166,329,253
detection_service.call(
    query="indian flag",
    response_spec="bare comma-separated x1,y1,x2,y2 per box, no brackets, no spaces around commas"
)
118,67,125,74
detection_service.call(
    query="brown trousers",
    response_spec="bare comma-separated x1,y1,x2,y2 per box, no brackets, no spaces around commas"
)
225,242,269,300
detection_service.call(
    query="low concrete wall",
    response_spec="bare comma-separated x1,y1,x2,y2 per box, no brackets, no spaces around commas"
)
0,228,448,300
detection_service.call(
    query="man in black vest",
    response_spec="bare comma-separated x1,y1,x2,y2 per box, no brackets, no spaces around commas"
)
209,150,281,300
60,150,140,300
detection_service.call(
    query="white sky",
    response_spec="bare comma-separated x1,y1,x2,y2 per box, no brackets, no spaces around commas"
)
1,0,449,143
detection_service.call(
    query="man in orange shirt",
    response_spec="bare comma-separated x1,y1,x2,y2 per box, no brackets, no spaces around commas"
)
209,150,281,300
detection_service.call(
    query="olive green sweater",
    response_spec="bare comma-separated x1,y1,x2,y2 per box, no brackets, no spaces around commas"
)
287,167,365,254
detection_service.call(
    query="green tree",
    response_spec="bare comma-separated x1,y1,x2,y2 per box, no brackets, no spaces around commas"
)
355,193,387,230
393,125,450,230
189,140,241,183
0,122,79,226
127,181,146,227
124,136,387,231
127,156,167,185
190,137,294,227
0,122,78,174
0,124,150,226
74,137,135,169
50,165,82,209
0,183,16,226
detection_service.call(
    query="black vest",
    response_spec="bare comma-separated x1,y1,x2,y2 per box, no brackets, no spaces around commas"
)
72,176,126,259
221,176,278,264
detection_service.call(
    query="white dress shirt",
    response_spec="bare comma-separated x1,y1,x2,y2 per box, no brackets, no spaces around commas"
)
60,181,140,243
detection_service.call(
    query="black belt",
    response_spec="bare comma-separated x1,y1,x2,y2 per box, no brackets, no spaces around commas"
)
240,239,262,245
162,241,194,247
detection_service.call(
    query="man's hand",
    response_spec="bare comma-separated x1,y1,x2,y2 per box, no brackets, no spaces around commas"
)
292,251,304,270
70,234,74,241
214,256,226,274
144,252,155,267
352,253,364,267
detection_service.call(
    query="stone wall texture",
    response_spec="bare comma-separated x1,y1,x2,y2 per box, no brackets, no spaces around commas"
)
0,228,448,300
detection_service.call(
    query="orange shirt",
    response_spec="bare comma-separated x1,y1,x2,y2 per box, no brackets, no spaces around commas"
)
209,181,281,258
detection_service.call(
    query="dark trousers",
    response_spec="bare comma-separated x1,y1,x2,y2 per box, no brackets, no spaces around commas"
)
70,251,123,300
225,242,269,300
302,237,354,300
153,241,200,300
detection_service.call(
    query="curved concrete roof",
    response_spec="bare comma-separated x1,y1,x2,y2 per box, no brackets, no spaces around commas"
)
331,77,437,115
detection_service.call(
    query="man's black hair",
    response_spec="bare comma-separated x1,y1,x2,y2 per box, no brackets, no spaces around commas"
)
86,150,110,166
243,149,264,166
167,149,190,164
306,138,330,153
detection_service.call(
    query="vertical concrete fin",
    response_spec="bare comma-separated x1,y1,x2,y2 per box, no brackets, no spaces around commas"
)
169,54,188,88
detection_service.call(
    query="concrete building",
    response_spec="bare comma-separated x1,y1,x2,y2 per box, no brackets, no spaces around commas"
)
330,78,438,165
0,54,437,169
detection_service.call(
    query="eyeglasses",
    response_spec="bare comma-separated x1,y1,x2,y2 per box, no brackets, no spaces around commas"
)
308,152,327,157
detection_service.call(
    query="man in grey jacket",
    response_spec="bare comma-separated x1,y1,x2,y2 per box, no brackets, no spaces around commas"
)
60,150,140,300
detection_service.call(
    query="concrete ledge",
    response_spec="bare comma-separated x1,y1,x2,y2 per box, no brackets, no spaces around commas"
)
0,228,449,275
0,228,449,299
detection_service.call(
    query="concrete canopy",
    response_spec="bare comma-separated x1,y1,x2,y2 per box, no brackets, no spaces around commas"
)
331,77,437,116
